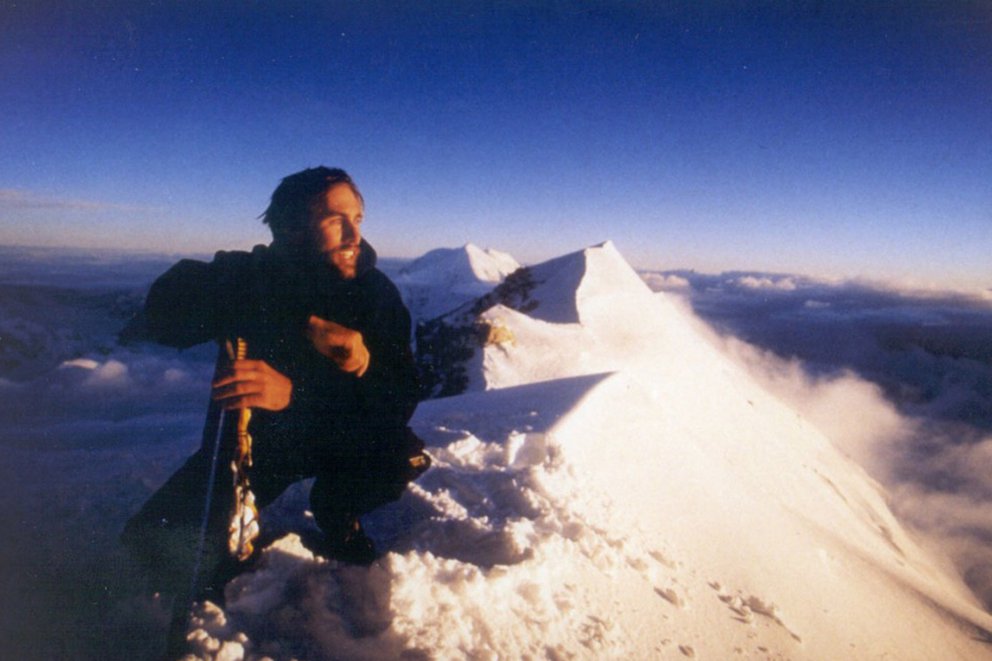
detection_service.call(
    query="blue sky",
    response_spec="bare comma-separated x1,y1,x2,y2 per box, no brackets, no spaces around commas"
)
1,1,990,288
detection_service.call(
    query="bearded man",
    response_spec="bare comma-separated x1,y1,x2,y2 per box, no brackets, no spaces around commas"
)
122,167,428,604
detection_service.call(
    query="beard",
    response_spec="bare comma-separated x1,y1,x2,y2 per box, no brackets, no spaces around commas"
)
273,232,362,279
324,243,360,279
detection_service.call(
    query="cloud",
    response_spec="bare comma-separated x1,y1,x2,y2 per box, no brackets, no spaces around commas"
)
720,336,909,473
641,268,992,308
735,275,798,291
0,347,214,449
644,269,992,428
641,272,690,290
0,188,157,213
57,357,136,388
847,274,992,306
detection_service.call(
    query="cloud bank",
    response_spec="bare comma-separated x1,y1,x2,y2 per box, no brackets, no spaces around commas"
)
0,188,156,213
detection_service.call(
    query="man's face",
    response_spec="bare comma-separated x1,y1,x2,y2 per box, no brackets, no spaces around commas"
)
308,183,363,279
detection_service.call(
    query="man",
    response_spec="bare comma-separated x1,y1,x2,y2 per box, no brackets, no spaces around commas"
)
121,167,428,603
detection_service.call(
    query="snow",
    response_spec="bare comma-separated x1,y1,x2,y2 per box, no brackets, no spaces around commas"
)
392,243,520,322
181,242,992,659
2,243,991,659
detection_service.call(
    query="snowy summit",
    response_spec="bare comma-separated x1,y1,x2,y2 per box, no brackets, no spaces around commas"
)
392,243,520,323
181,242,991,659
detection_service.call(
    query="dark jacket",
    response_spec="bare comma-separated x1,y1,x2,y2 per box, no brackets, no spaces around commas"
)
142,239,419,474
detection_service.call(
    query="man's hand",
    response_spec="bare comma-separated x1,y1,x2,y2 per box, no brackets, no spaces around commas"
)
212,359,292,411
305,315,370,377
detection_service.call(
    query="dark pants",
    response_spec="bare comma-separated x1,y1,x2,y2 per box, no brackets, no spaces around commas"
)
120,415,424,598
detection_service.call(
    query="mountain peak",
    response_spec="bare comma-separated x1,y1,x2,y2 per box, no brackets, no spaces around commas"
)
399,244,519,285
394,245,521,324
474,240,651,324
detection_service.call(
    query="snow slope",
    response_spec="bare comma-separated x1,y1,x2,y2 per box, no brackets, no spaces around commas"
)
185,242,992,660
392,243,519,323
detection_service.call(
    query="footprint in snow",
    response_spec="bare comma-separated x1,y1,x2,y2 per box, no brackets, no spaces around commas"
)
709,582,802,643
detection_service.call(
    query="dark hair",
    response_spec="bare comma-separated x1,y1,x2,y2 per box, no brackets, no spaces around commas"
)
261,166,363,235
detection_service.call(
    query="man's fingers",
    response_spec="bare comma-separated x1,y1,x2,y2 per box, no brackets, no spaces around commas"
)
213,381,282,411
350,348,370,376
212,380,262,401
332,348,367,375
212,374,241,389
211,358,292,412
305,317,370,377
213,360,267,387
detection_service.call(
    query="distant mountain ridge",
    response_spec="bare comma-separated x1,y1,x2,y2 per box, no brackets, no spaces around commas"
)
392,243,520,323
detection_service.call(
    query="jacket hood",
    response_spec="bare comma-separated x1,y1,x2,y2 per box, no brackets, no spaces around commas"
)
355,237,377,277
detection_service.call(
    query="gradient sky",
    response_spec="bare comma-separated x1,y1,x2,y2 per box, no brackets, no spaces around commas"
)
1,1,990,289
